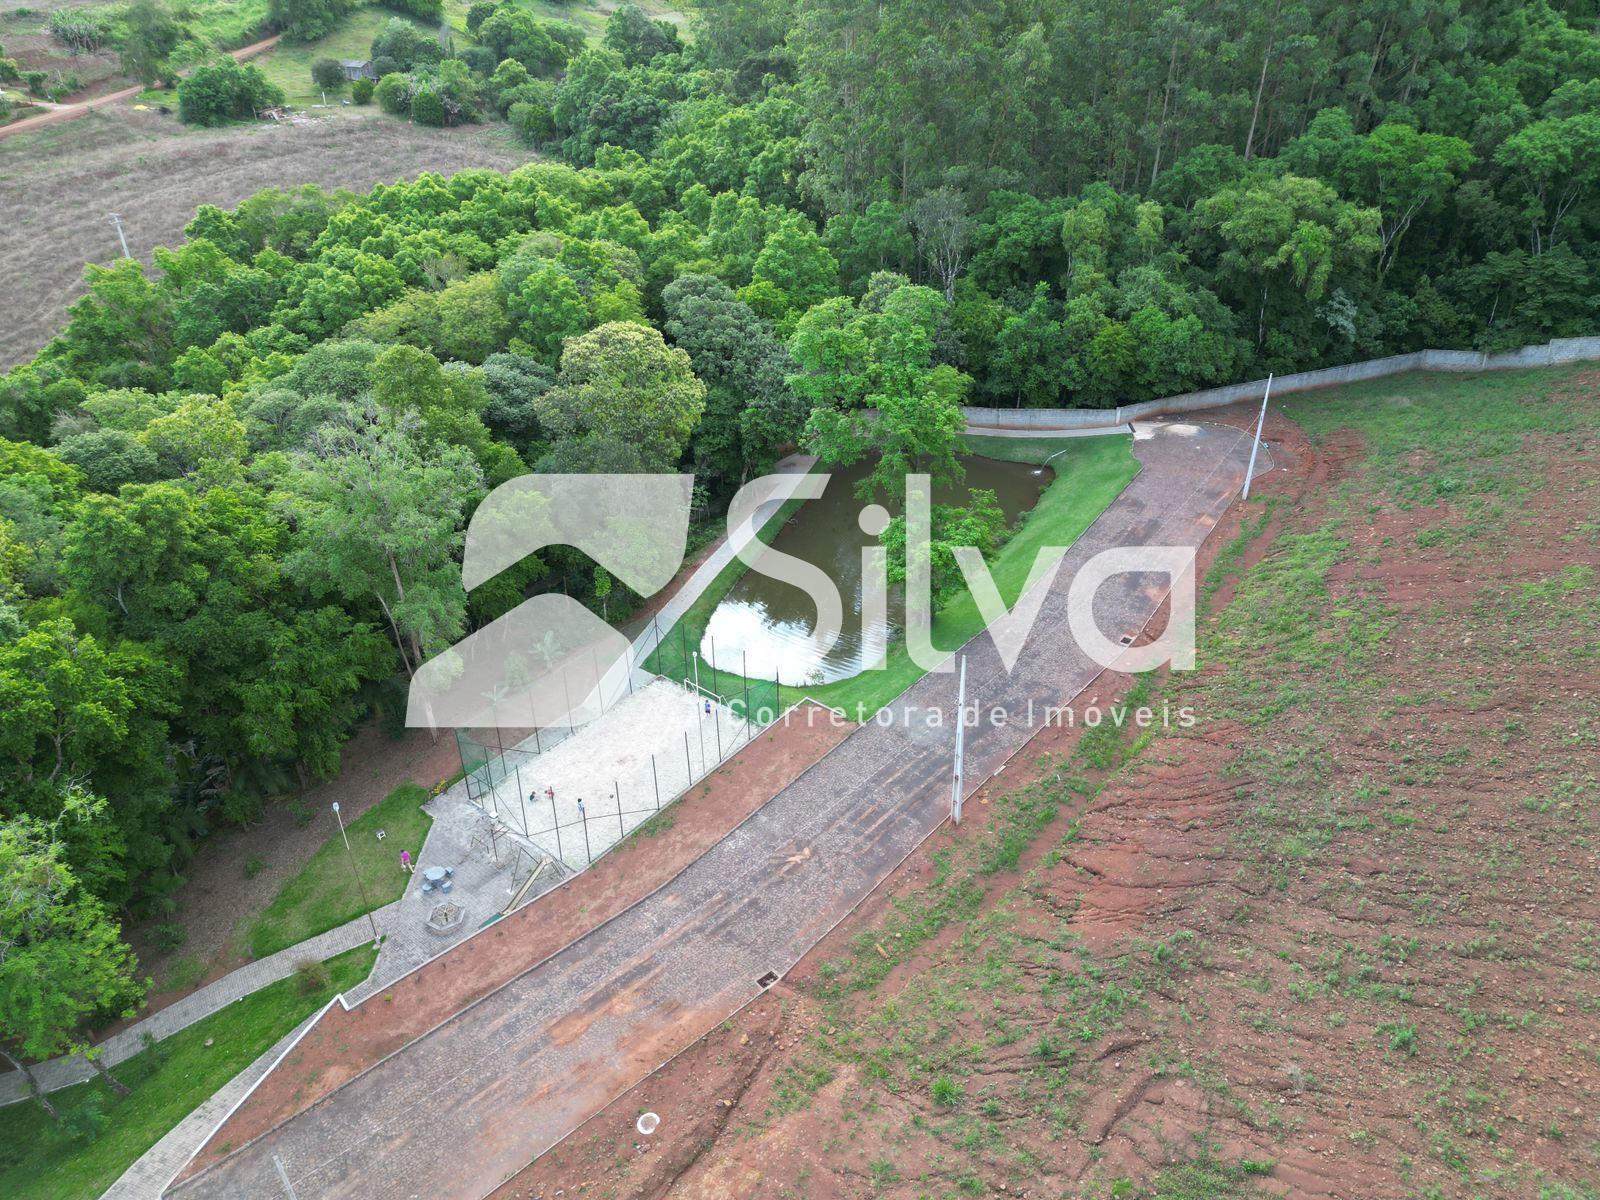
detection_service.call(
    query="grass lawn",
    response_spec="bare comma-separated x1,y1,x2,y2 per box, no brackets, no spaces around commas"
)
0,943,377,1200
647,433,1141,720
254,9,431,107
245,783,432,958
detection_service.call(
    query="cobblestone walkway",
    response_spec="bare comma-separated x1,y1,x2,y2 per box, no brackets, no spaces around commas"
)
168,420,1255,1200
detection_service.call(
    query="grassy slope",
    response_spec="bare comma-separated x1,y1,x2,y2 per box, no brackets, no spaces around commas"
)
246,783,432,957
253,9,427,107
257,0,688,109
780,366,1600,1195
648,434,1141,719
0,943,378,1200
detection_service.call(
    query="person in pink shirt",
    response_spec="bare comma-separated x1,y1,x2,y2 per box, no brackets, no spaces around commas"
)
399,848,413,873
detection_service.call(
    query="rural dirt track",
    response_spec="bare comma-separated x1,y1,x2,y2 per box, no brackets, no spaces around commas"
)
167,420,1255,1200
0,35,282,142
0,110,532,370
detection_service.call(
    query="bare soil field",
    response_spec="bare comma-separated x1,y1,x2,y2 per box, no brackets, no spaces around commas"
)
0,107,533,369
495,369,1600,1200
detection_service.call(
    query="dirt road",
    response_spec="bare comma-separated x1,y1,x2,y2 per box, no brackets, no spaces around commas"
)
168,421,1254,1200
0,35,282,142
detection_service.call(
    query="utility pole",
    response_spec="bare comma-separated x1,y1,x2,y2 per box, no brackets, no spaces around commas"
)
1241,373,1273,500
108,213,131,259
331,802,380,946
950,655,967,825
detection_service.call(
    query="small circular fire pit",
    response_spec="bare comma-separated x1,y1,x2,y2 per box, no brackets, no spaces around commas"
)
424,901,466,936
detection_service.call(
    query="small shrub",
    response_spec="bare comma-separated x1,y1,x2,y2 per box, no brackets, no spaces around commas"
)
138,1030,165,1062
311,57,346,92
294,958,331,995
177,60,285,127
244,854,267,878
507,99,554,145
410,85,444,127
374,71,410,115
219,789,263,826
290,799,315,828
60,1094,109,1143
930,1076,962,1107
149,923,186,952
1377,1020,1419,1056
351,76,374,104
45,71,83,102
157,954,207,992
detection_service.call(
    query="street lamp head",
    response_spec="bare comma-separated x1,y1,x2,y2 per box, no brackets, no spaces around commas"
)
331,801,341,814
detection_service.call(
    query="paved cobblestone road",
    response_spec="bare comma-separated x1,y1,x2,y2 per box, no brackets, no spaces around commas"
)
168,421,1252,1200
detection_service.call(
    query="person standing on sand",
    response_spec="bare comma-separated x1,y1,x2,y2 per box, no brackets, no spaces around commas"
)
400,849,413,873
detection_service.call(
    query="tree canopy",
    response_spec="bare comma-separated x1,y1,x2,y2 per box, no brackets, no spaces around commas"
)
2,0,1599,1091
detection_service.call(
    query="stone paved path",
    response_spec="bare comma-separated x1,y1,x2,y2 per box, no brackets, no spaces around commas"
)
5,458,824,1115
168,420,1254,1200
0,917,375,1109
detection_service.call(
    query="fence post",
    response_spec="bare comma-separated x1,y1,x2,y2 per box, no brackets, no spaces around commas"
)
651,754,660,809
579,801,592,864
551,790,563,866
713,704,722,760
684,731,693,782
615,779,623,839
695,688,707,771
515,763,529,838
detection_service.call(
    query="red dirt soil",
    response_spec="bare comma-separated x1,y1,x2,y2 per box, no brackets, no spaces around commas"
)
490,391,1600,1199
182,705,852,1176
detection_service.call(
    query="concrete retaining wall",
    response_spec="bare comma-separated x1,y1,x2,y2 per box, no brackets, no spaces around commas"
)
963,336,1600,432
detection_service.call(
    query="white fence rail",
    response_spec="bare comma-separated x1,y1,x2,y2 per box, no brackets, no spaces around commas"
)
963,336,1600,433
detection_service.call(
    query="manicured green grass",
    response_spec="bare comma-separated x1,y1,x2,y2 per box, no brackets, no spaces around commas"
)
0,943,377,1200
648,434,1140,720
246,783,431,958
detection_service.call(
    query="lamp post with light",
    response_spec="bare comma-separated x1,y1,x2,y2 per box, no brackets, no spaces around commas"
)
332,802,381,947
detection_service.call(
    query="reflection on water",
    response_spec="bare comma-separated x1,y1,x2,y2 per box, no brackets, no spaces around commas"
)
700,455,1049,687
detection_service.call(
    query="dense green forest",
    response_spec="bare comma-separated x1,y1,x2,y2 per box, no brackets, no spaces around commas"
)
1,0,1598,1082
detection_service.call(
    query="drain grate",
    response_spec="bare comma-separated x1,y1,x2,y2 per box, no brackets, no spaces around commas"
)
1119,634,1134,645
756,970,779,989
